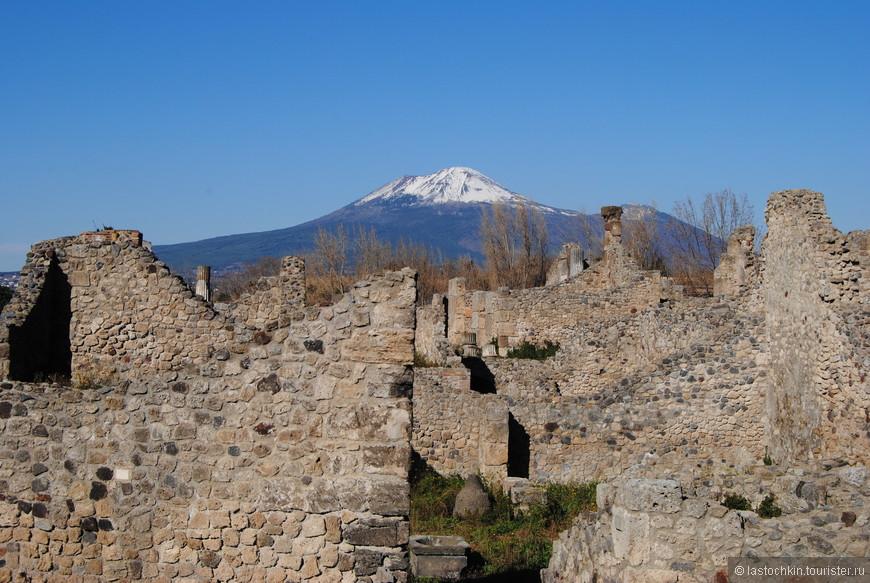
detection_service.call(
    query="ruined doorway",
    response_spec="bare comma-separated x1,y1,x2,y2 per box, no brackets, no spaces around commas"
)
507,413,530,478
9,258,72,382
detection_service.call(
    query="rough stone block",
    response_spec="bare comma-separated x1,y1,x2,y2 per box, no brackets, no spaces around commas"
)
343,519,398,547
612,506,650,566
616,479,682,514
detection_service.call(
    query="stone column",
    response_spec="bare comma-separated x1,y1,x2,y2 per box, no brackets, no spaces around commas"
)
195,266,211,302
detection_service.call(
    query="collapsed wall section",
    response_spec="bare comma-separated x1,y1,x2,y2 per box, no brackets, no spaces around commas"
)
763,190,870,465
544,470,869,583
0,231,418,582
217,256,306,330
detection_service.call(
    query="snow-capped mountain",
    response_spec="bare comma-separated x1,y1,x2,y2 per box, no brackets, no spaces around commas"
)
154,167,584,270
357,167,525,206
152,167,695,273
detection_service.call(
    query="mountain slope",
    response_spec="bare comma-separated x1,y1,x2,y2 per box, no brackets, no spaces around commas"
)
153,167,580,271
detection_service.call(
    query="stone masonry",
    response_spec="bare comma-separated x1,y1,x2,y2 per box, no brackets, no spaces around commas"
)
0,231,417,582
1,189,869,581
412,194,869,579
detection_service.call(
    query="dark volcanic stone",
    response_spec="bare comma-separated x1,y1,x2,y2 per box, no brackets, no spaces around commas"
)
89,482,107,501
96,467,114,481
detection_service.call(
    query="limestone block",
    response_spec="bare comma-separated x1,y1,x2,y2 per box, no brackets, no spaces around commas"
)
611,506,650,565
596,483,616,509
343,329,414,365
615,479,682,514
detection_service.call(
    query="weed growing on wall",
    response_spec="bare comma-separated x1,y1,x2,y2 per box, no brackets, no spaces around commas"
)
722,493,752,511
756,494,782,518
506,340,560,360
72,357,119,389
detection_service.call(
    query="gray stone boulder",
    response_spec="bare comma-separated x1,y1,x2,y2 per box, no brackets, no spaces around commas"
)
453,475,491,517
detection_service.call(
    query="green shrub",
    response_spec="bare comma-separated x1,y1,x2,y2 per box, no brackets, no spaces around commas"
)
756,494,782,518
506,340,560,360
722,493,752,511
544,482,598,522
410,464,597,577
763,447,773,466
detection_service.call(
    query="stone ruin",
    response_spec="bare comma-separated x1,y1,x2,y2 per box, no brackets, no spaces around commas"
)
0,189,868,581
0,229,416,582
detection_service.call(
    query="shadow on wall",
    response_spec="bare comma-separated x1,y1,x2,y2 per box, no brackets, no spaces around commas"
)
462,357,496,394
9,258,72,382
508,413,530,479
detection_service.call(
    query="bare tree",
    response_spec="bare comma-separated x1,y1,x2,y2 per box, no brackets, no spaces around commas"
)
308,224,352,301
213,256,281,301
623,203,667,272
667,189,755,295
480,201,550,289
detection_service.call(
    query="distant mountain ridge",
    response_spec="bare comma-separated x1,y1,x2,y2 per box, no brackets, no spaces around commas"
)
152,167,685,273
153,167,585,271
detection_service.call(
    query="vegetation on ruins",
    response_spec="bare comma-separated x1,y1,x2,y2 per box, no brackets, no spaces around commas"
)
667,189,755,295
210,189,756,305
506,340,561,360
722,492,752,511
756,494,782,518
721,492,782,518
410,459,597,577
480,201,550,289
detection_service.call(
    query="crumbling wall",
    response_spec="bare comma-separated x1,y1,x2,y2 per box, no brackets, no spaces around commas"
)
543,467,869,583
414,290,770,484
411,368,509,479
219,256,306,330
763,189,870,465
0,232,418,582
713,224,756,297
444,268,665,350
0,230,235,382
440,206,671,352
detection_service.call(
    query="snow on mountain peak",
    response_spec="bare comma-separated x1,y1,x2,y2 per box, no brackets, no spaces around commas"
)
356,167,525,206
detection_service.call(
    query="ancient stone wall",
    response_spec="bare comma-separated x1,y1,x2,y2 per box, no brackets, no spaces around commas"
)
413,295,449,366
713,225,756,297
413,290,770,485
502,294,769,483
762,190,870,465
444,265,666,352
544,467,869,583
0,231,233,382
218,256,306,331
440,208,673,354
0,232,418,582
411,368,508,479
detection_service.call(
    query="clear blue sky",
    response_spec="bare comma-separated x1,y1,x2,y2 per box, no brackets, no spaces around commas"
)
1,1,868,271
